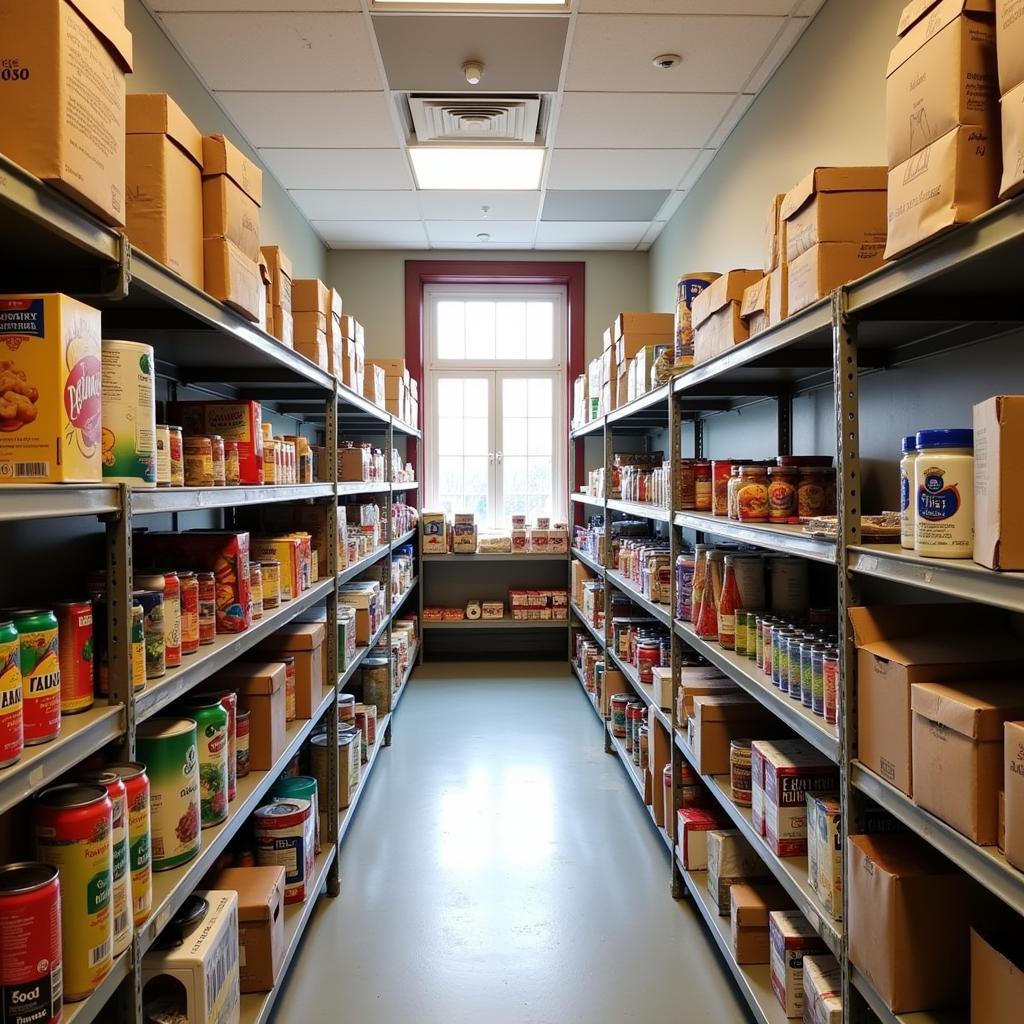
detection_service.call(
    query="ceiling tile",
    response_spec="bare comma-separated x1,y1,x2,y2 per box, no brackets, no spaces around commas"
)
677,149,716,190
706,93,755,148
653,189,688,221
425,221,537,244
289,190,419,221
432,241,535,250
536,221,649,246
218,92,397,149
150,1,361,9
157,13,380,91
314,221,429,247
261,149,413,190
578,1,795,12
416,191,541,220
638,221,667,249
542,189,669,221
555,92,733,148
566,14,785,94
546,149,699,190
372,15,568,93
746,17,810,92
793,0,826,15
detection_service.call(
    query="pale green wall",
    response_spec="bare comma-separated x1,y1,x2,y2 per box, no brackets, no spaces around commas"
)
124,0,327,279
649,0,900,311
327,250,651,360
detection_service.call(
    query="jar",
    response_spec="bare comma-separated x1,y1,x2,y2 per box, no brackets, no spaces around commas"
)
155,424,171,486
717,556,742,650
197,571,216,645
339,693,356,726
183,435,213,487
798,467,832,519
224,441,241,486
693,461,712,512
610,693,631,738
249,563,263,621
822,647,840,725
235,708,251,778
676,557,695,621
767,466,798,522
900,434,916,550
261,561,281,610
711,460,734,516
737,465,769,523
727,464,744,520
734,609,750,658
914,429,974,558
694,550,722,641
168,426,184,487
730,739,752,806
209,435,226,486
637,639,660,683
677,460,697,510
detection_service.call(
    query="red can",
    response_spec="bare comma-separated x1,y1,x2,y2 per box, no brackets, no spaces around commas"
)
197,571,216,645
178,572,199,656
637,640,660,684
0,862,62,1024
55,600,95,715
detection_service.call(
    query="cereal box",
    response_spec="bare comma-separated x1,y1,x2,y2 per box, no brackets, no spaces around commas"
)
421,511,447,553
172,401,264,484
0,294,102,483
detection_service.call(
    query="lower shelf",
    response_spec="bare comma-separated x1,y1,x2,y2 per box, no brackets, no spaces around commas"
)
571,661,603,723
849,966,964,1024
337,711,392,845
422,618,569,629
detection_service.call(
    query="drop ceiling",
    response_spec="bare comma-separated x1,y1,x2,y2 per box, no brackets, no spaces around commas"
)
143,0,824,251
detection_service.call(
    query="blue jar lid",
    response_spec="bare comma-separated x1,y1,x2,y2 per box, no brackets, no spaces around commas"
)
916,428,973,450
902,434,916,453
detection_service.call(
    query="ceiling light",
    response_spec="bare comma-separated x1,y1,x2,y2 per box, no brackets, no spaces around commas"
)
463,60,484,86
477,232,491,242
409,147,544,190
374,0,566,7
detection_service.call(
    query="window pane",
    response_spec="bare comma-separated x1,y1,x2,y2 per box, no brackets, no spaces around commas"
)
496,302,526,360
527,378,552,416
464,378,488,417
526,302,553,360
437,377,464,415
463,416,489,456
503,377,527,411
438,417,463,456
437,302,465,359
434,377,490,526
527,418,551,456
465,302,495,360
503,418,527,456
439,456,463,495
464,456,488,495
503,455,528,496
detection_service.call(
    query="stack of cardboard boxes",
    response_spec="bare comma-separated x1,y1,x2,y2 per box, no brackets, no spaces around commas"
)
262,245,293,347
292,278,330,370
340,316,366,395
691,271,761,366
999,0,1024,199
362,358,418,425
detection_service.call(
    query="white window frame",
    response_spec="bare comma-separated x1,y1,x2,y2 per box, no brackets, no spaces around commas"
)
424,283,567,530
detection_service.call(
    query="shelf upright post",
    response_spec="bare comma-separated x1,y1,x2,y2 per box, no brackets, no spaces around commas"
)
602,415,613,756
326,383,341,897
669,388,684,899
385,418,395,747
777,388,793,458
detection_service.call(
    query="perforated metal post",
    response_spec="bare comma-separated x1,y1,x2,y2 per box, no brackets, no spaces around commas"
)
326,383,341,897
384,419,395,747
777,388,793,457
602,417,614,756
669,388,685,899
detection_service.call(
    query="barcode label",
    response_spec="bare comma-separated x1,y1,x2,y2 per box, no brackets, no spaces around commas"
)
88,936,111,967
134,893,148,914
0,461,50,479
205,924,239,1014
115,910,129,937
51,962,62,1009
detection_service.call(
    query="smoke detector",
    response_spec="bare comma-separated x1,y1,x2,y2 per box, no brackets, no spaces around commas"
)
463,60,484,86
652,53,682,70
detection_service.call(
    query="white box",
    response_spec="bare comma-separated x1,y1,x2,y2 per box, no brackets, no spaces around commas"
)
802,955,842,1024
769,910,828,1018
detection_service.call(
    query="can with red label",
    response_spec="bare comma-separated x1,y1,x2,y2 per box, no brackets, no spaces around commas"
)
197,571,216,645
0,862,62,1024
105,762,152,927
55,600,94,714
0,609,60,745
0,620,23,768
178,571,199,656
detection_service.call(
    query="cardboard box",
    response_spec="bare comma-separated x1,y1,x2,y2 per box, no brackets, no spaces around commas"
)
258,252,271,334
261,246,293,336
764,192,786,272
974,395,1024,567
1007,720,1024,869
338,581,380,645
849,603,1024,795
787,242,886,316
203,134,263,207
254,623,325,718
761,743,838,857
293,310,326,342
291,279,331,314
202,176,260,264
677,806,727,870
780,167,887,262
998,0,1024,92
295,330,328,371
809,793,842,920
677,670,734,720
691,694,778,775
692,270,762,365
0,294,102,483
912,680,1024,844
730,882,791,965
802,955,842,1024
421,511,447,554
769,910,828,1018
172,401,264,485
250,536,303,601
887,0,998,170
141,890,240,1024
126,94,204,287
769,263,789,327
338,445,371,482
208,867,285,993
0,0,133,225
740,274,772,337
204,238,261,322
999,76,1024,197
885,124,1001,259
972,926,1024,1024
614,312,674,339
228,662,287,770
706,829,769,914
364,364,386,408
848,833,971,1013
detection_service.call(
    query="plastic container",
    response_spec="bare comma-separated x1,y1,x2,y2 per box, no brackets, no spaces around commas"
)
900,434,917,550
914,428,974,559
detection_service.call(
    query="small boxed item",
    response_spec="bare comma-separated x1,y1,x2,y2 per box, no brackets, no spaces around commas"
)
739,274,772,337
208,867,285,993
706,829,769,915
453,522,477,553
225,662,287,770
677,806,727,870
730,882,791,965
808,793,842,920
481,601,504,620
172,401,264,484
261,246,293,347
254,622,325,718
973,395,1024,569
338,444,371,482
338,581,381,645
250,536,304,602
142,890,239,1024
421,512,448,554
292,279,331,316
0,294,102,484
202,133,263,261
770,910,828,1018
691,693,778,775
971,926,1024,1024
761,741,838,856
691,270,763,365
999,77,1024,198
802,955,842,1024
205,238,261,322
126,94,204,288
1007,720,1024,870
365,364,386,408
848,833,971,1014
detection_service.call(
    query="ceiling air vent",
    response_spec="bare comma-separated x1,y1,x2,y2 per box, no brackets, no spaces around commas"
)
407,95,542,145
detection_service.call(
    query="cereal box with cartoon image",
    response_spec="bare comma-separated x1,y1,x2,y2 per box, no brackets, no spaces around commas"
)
0,294,102,482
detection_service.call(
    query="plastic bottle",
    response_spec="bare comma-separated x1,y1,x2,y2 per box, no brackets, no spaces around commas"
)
914,429,974,559
899,434,916,550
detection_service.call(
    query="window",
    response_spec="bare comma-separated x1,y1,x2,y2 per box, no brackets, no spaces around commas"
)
425,284,566,530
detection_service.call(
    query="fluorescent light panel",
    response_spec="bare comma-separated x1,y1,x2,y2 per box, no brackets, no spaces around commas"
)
409,147,545,190
374,0,565,6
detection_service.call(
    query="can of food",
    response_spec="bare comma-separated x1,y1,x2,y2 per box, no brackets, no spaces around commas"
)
310,729,360,810
104,762,152,926
197,571,216,645
53,600,94,714
270,775,320,854
635,724,648,767
730,739,753,806
181,697,228,828
216,690,238,802
810,644,827,717
361,656,390,716
260,561,281,610
254,799,315,905
610,693,631,738
823,647,839,726
155,423,171,486
209,434,226,486
224,441,241,486
249,563,263,621
129,600,146,691
100,340,156,487
338,692,355,726
178,571,199,656
365,705,377,747
235,708,251,779
133,589,165,679
1,609,61,745
0,619,23,768
135,718,200,871
799,640,815,708
0,863,62,1023
183,435,213,487
636,639,659,684
136,572,180,669
34,784,113,1001
674,273,720,361
168,425,184,487
78,770,131,956
280,655,296,723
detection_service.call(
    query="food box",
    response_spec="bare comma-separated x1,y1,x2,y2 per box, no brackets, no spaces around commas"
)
364,364,386,408
338,581,381,645
172,401,264,484
250,536,303,602
808,793,842,920
678,806,727,870
204,238,261,322
740,274,772,337
691,694,779,775
142,890,240,1024
730,882,791,965
706,828,769,914
802,955,842,1024
260,246,293,347
223,662,287,770
421,512,447,554
254,622,325,717
339,445,371,482
761,742,838,856
1007,720,1024,870
453,523,477,553
971,926,1024,1024
126,94,204,288
911,680,1024,844
973,395,1024,568
848,832,971,1013
0,294,102,483
481,601,504,620
770,910,829,1018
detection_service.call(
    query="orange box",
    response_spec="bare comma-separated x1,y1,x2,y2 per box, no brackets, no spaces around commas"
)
204,238,261,322
0,294,102,483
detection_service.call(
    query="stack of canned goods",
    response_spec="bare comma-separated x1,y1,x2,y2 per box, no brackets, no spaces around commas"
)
610,616,670,684
615,538,673,605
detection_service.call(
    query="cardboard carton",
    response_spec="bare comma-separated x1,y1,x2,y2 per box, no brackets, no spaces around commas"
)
912,680,1024,844
692,270,762,365
1007,719,1024,869
227,662,287,770
971,927,1024,1024
254,622,325,718
204,239,261,322
291,279,331,314
258,252,271,334
295,330,328,371
769,910,828,1018
0,0,133,225
740,275,772,337
786,242,885,315
848,833,971,1013
706,829,769,914
261,246,293,344
999,76,1024,197
326,288,344,377
809,794,842,921
849,603,1024,795
202,135,262,263
126,94,204,287
365,364,385,408
614,312,674,339
802,955,842,1024
769,263,789,328
730,882,791,965
202,134,263,206
691,694,779,775
764,192,786,273
678,806,727,870
997,0,1024,92
761,742,838,856
974,395,1024,567
293,310,327,344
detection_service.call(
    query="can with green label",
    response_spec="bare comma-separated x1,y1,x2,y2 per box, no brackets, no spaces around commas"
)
182,696,228,828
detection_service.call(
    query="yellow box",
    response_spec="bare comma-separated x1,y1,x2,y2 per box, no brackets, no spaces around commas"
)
0,294,102,483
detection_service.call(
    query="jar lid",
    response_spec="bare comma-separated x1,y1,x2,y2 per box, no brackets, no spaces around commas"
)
902,434,916,454
768,465,797,475
916,428,973,450
776,455,833,467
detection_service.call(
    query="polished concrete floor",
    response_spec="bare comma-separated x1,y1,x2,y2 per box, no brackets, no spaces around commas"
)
273,662,752,1024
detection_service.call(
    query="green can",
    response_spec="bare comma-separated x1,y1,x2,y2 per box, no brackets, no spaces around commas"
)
0,608,60,746
136,717,200,871
182,696,228,828
734,610,749,658
270,775,320,853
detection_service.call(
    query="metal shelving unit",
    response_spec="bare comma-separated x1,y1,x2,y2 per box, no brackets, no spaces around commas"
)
421,617,569,630
337,711,392,845
421,551,568,561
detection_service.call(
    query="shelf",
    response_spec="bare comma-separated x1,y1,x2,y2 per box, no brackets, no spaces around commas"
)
391,579,418,617
569,417,606,439
605,648,672,731
570,492,604,510
391,527,418,549
572,661,603,723
390,417,421,439
606,382,670,426
674,619,839,763
569,601,606,649
61,945,133,1024
391,481,419,491
336,386,389,425
570,547,604,575
337,545,389,586
0,703,125,816
0,485,120,522
851,762,1024,916
337,481,390,496
338,636,377,691
238,843,338,1024
421,551,568,561
849,544,1024,613
337,711,391,846
606,568,672,626
675,511,837,565
608,728,647,803
849,967,964,1024
676,856,791,1024
139,685,336,952
135,576,336,723
421,617,570,629
133,483,334,515
606,498,672,523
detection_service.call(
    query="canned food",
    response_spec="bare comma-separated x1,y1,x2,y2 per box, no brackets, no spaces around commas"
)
254,799,315,905
135,718,200,871
610,693,631,738
54,600,94,714
183,435,213,487
0,863,62,1024
338,692,355,725
823,648,839,726
34,784,113,1001
181,697,228,828
101,340,156,487
249,562,263,621
693,461,712,511
730,739,753,806
155,423,171,486
197,571,216,645
176,571,199,657
235,708,251,778
136,573,180,669
210,434,226,486
270,775,320,854
224,441,241,486
361,656,391,716
2,609,60,745
0,619,23,768
104,762,152,926
216,691,238,802
261,561,281,610
130,601,146,690
134,590,165,679
168,425,184,487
